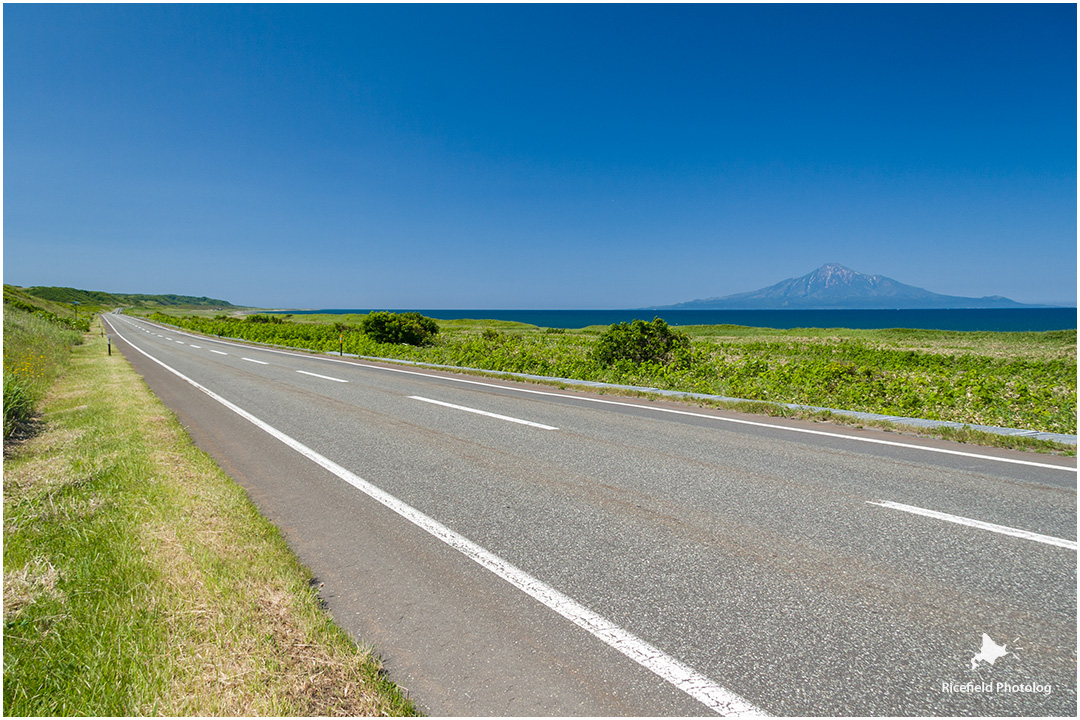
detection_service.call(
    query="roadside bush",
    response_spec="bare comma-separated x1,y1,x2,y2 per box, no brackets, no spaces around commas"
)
360,312,439,346
592,318,691,368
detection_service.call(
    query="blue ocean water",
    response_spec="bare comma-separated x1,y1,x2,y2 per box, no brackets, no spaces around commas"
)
284,308,1077,332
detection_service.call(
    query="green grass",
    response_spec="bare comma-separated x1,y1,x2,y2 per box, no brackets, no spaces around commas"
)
3,306,84,438
137,310,1077,439
4,327,418,716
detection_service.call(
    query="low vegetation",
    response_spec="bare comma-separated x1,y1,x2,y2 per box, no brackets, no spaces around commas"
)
3,306,84,439
3,306,418,715
139,310,1077,439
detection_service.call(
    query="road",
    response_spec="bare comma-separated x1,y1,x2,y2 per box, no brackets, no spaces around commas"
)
103,313,1077,716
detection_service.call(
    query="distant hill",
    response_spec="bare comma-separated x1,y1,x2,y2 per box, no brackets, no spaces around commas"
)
3,285,90,324
18,286,236,309
659,264,1033,310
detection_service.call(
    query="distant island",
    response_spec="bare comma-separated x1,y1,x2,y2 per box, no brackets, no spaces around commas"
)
657,263,1040,310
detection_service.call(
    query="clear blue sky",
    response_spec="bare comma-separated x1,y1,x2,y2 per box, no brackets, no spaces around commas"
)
4,4,1076,308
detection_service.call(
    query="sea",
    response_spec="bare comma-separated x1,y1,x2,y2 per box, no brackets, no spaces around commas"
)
282,308,1077,332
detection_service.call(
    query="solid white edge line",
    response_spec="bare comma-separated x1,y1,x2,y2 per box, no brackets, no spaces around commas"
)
411,395,558,430
116,315,1077,473
297,370,349,383
104,316,766,717
867,501,1078,551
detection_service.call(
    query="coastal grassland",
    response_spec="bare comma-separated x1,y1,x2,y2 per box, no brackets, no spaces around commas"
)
678,324,1076,362
137,311,1077,442
3,330,418,716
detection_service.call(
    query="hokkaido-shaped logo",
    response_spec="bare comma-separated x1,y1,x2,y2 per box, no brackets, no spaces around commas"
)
971,633,1010,671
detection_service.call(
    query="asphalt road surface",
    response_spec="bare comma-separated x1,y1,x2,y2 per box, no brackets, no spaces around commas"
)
103,313,1077,716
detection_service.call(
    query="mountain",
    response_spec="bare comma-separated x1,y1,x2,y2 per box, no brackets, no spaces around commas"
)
660,264,1030,310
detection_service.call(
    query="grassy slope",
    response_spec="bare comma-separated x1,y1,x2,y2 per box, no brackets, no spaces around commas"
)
4,285,86,318
13,284,237,310
3,328,418,716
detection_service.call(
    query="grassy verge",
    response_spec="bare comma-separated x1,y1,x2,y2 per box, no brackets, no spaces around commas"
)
3,307,85,439
3,328,418,716
138,309,1077,441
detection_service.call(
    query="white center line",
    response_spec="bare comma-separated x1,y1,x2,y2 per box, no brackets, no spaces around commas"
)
297,370,348,383
189,345,201,349
411,396,558,430
868,501,1077,551
242,357,269,365
210,350,228,355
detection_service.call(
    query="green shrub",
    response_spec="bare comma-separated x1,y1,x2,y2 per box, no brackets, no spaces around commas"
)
360,312,439,346
592,318,691,367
